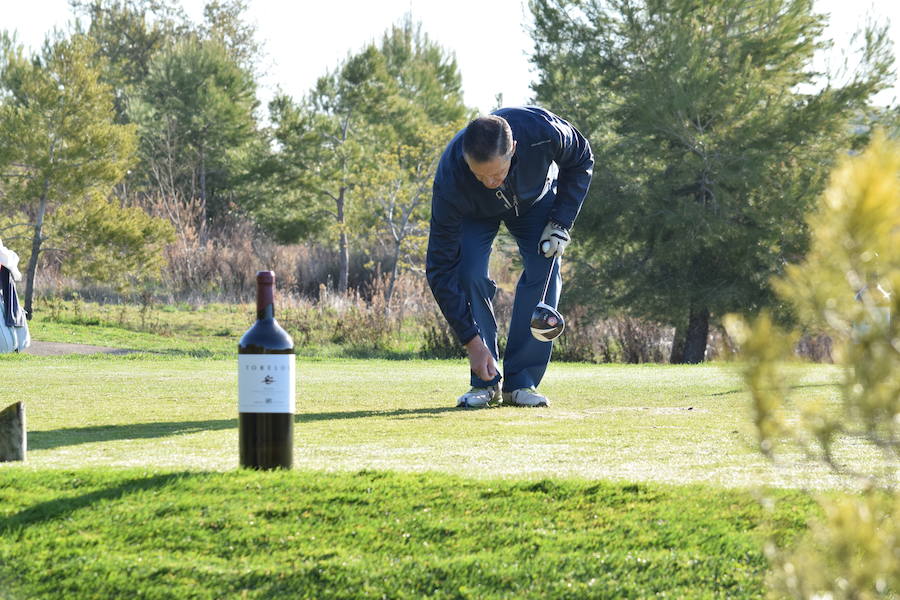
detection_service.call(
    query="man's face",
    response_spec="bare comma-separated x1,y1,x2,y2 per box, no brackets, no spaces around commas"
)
464,141,517,189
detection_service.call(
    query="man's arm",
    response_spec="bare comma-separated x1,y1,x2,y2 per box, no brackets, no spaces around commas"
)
425,187,480,346
548,116,594,230
426,188,499,382
464,336,498,382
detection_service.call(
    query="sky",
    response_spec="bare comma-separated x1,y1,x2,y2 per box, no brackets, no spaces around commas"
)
3,0,900,113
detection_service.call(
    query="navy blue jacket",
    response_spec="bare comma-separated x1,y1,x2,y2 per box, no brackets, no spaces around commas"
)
426,106,594,345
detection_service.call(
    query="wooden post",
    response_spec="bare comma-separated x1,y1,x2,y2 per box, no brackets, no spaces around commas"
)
0,402,25,462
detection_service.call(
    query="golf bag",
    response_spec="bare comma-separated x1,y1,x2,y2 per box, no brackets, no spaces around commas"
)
0,266,29,353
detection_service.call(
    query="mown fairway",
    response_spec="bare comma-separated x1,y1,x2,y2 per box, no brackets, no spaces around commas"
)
0,320,847,598
6,354,845,486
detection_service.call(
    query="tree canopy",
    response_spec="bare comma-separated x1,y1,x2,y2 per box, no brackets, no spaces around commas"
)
0,33,172,314
128,36,259,219
530,0,895,362
257,17,470,292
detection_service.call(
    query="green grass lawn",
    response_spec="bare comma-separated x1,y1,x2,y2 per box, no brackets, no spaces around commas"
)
30,301,252,357
0,314,850,598
0,469,815,600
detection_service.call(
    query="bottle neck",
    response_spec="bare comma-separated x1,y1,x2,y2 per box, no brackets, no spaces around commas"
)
257,282,275,321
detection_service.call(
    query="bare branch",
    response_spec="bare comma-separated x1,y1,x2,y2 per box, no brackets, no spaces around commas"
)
0,223,32,233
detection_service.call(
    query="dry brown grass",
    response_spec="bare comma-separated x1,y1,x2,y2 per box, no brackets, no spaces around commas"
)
32,195,837,363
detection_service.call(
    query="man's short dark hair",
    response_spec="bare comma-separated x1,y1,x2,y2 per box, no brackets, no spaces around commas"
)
462,115,514,163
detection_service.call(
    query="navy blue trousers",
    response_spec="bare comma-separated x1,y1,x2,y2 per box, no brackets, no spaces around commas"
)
460,193,560,392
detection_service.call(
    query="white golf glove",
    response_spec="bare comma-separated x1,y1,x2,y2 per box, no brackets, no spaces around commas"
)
538,221,570,257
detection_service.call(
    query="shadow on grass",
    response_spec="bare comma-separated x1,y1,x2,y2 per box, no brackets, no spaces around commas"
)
297,407,458,422
710,382,837,397
0,472,191,535
28,407,459,450
147,348,229,359
27,419,239,450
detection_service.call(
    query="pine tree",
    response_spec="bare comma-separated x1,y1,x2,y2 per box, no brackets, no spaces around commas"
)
261,17,469,293
530,0,894,362
0,34,171,314
128,37,258,222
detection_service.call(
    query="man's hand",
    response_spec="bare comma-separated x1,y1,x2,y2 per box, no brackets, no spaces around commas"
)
539,221,570,257
465,336,499,382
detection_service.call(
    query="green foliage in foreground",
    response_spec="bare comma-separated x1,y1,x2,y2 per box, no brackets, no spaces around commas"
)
726,134,900,597
0,469,816,600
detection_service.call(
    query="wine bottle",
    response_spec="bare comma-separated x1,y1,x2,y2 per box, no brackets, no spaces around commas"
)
238,271,295,469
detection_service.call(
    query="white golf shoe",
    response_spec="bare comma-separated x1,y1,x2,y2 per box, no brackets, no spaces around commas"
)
502,387,550,407
456,385,501,408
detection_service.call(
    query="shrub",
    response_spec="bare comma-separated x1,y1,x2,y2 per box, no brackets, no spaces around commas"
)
420,311,467,359
554,308,672,363
726,134,899,599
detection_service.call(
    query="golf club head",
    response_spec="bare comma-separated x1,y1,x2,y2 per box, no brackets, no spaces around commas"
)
530,302,565,342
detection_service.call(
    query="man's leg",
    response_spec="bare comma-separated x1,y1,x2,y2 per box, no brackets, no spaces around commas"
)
459,216,502,388
501,194,560,393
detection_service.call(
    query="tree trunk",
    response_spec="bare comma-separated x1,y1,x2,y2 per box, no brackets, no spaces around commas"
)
682,306,710,364
24,184,50,319
669,322,686,364
338,231,349,294
337,187,349,294
198,143,208,243
384,244,401,314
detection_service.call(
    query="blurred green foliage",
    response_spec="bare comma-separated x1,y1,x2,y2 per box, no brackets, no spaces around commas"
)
726,134,899,599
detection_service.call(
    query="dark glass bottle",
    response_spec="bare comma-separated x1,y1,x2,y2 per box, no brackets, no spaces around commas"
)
238,271,295,469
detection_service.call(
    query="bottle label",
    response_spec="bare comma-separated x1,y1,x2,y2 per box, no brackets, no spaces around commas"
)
238,354,296,413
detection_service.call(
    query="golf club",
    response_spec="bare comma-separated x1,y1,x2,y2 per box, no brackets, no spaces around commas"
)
530,252,565,342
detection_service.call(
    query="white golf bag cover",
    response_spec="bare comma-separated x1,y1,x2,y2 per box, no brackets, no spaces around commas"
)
0,241,30,353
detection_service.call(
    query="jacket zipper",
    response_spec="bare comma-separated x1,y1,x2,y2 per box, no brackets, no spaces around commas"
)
495,187,520,217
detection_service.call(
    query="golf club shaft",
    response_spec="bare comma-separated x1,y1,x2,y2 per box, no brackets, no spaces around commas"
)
540,254,556,304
